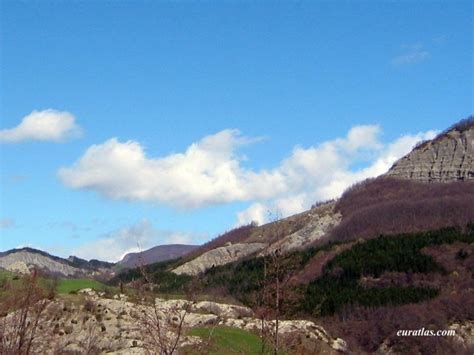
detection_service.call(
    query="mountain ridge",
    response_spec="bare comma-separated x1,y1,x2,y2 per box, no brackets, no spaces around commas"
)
117,244,199,268
385,116,473,182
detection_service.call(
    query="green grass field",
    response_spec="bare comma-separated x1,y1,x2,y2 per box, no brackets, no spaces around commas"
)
1,270,110,296
56,278,109,294
187,326,264,354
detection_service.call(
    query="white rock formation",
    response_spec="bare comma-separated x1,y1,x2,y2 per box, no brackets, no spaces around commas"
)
172,242,266,275
386,124,474,182
262,203,341,255
0,250,82,276
15,290,346,354
4,261,31,274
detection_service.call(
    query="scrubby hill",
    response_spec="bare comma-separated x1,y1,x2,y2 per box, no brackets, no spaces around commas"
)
117,244,199,269
111,117,474,353
329,178,474,243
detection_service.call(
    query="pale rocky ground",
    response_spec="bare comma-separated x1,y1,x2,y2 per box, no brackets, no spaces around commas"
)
386,125,474,182
449,321,474,349
261,202,341,255
172,202,342,276
4,260,31,274
0,251,82,276
172,243,267,275
18,288,347,354
376,321,474,355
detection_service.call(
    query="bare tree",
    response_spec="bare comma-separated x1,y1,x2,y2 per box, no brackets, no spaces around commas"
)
252,210,294,354
130,249,194,355
0,270,54,354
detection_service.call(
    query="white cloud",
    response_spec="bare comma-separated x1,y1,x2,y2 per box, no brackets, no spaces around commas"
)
73,219,196,262
235,129,438,225
0,218,15,229
59,129,280,208
0,109,82,143
391,44,430,67
59,126,437,226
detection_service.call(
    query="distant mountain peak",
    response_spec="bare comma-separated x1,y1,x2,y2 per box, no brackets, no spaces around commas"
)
117,244,198,268
0,247,113,277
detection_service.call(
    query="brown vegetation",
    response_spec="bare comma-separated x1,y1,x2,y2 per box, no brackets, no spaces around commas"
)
331,178,474,242
320,240,474,354
0,271,54,354
184,224,256,261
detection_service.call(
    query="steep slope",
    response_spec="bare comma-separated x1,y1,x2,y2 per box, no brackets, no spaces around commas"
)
0,248,84,277
171,201,340,275
173,242,267,275
118,117,474,278
385,117,473,182
0,247,113,277
118,244,198,268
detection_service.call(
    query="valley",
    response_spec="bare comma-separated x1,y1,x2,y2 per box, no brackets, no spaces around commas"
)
1,118,474,354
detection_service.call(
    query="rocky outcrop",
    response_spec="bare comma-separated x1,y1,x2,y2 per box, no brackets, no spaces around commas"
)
386,120,474,182
0,250,83,277
15,289,346,354
172,243,266,275
4,261,31,274
450,321,474,349
262,202,341,255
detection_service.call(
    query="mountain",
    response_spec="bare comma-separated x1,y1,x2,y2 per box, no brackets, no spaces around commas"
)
171,201,340,275
0,247,113,277
164,117,474,277
110,117,474,353
117,244,199,268
386,116,473,182
67,255,115,270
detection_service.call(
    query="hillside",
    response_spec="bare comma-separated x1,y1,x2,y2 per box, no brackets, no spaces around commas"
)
117,244,199,268
154,117,474,277
111,117,474,353
0,248,113,277
386,116,473,182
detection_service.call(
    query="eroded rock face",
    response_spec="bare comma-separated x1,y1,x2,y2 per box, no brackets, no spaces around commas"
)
0,251,82,277
6,290,346,354
4,261,31,274
262,202,341,255
172,242,267,275
386,125,474,182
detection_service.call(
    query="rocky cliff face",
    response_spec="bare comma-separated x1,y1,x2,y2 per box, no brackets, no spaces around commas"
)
172,243,267,275
171,202,342,275
262,202,341,255
386,118,474,182
0,247,114,277
0,250,83,276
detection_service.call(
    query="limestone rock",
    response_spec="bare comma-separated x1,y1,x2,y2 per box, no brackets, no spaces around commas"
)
172,242,267,275
5,261,31,274
386,121,474,182
0,250,82,277
262,202,341,255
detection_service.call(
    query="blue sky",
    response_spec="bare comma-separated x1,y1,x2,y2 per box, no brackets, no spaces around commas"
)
0,1,472,261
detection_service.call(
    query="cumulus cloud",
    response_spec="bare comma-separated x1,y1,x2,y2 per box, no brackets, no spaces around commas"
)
391,44,430,67
0,218,15,229
236,129,438,225
0,109,82,143
59,126,437,225
73,219,196,262
59,129,278,208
